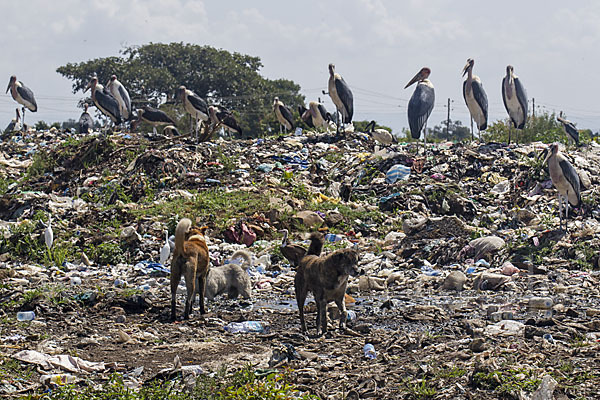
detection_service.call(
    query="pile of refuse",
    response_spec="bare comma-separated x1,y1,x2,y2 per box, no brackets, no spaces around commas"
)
1,127,600,398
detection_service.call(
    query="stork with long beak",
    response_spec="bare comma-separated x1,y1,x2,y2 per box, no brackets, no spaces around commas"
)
501,65,528,144
405,67,435,147
327,63,354,134
462,58,488,139
6,75,37,132
273,97,294,134
106,75,132,122
557,112,580,146
176,85,209,141
540,143,581,232
84,76,122,127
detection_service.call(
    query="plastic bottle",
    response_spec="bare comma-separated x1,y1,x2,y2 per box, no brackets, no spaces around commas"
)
363,343,376,359
70,276,82,285
17,311,35,321
528,297,553,309
325,233,342,243
346,310,357,321
224,321,266,333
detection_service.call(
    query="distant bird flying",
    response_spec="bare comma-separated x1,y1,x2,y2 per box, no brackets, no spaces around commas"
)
365,120,394,146
106,75,132,121
541,143,581,231
176,85,209,140
462,58,488,136
405,67,435,145
6,75,37,130
131,106,176,135
557,112,579,146
501,65,528,144
273,97,294,133
327,64,353,133
78,104,93,134
85,76,123,125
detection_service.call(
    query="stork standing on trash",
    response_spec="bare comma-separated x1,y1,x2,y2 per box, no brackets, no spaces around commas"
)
405,67,435,149
541,143,581,231
106,75,132,123
557,112,580,146
176,85,209,141
85,76,123,127
6,76,37,131
462,58,488,139
327,64,353,134
273,97,294,134
501,65,528,144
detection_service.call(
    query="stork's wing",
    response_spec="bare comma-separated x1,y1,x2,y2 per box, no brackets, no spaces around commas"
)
118,85,132,116
335,78,354,123
471,80,488,129
17,83,37,112
78,112,93,134
317,103,329,121
407,84,435,139
280,105,295,129
219,111,242,134
514,77,528,129
501,77,508,117
559,159,581,207
143,106,175,124
96,88,122,124
188,94,208,115
561,120,579,146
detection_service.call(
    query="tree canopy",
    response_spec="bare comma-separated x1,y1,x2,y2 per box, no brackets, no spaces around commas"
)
56,42,305,137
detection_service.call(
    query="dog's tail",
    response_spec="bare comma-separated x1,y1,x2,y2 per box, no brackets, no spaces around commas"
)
174,218,192,256
306,232,324,256
230,250,253,269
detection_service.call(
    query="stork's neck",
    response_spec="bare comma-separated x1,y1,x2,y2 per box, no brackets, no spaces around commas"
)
504,73,514,99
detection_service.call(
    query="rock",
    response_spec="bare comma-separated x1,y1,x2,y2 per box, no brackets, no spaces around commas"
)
293,211,324,228
531,375,558,400
442,271,467,291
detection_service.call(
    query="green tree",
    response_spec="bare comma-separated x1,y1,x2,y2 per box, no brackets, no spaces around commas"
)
56,42,305,137
483,111,590,144
426,119,471,142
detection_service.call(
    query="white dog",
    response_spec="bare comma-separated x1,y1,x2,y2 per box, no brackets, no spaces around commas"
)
205,250,253,300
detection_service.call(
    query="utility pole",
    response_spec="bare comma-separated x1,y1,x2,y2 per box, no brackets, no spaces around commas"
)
532,97,535,118
445,98,451,140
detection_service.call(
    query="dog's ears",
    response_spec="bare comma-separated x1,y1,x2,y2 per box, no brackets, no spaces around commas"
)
198,226,209,234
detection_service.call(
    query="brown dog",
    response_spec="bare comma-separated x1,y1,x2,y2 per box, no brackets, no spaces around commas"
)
170,218,210,321
295,238,360,335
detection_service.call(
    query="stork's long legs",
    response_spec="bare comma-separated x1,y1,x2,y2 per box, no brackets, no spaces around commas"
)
21,107,26,133
565,192,570,232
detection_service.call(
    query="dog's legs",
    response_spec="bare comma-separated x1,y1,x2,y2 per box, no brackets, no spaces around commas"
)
183,268,196,320
294,275,307,333
315,301,321,334
335,297,347,331
318,298,328,336
197,272,207,314
170,263,182,321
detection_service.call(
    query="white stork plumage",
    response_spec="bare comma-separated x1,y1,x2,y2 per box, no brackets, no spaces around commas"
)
365,120,394,146
106,75,132,122
6,75,37,130
273,97,294,133
85,76,123,126
501,65,528,144
541,143,581,231
131,106,176,135
405,67,435,145
462,58,488,137
208,106,243,137
327,64,353,133
176,85,209,140
78,104,94,134
557,112,580,146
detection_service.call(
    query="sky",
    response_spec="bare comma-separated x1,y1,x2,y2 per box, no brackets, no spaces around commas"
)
2,0,600,135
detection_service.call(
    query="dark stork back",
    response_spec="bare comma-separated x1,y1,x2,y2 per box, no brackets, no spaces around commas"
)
407,84,435,139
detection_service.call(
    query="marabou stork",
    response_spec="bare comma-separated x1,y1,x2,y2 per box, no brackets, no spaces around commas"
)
327,64,353,133
273,97,294,133
557,112,579,146
365,120,394,146
163,125,180,136
208,106,243,137
85,76,122,126
462,58,488,138
5,109,22,133
502,65,528,144
405,67,435,146
131,106,176,135
6,75,37,130
78,103,94,134
541,143,581,231
106,75,132,121
300,101,330,129
176,85,209,140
